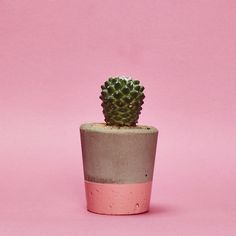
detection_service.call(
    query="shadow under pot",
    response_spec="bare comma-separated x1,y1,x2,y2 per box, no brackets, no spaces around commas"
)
80,123,158,215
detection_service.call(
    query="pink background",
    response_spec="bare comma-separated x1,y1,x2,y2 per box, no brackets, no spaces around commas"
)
0,0,236,235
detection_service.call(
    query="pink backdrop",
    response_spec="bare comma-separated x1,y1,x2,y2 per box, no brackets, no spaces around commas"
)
0,0,235,235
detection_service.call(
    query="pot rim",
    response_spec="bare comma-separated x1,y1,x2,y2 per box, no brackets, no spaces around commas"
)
80,122,158,134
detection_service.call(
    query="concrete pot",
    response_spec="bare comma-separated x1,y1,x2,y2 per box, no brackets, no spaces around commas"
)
80,123,158,215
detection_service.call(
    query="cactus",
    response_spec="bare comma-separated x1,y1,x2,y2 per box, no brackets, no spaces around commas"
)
99,76,145,126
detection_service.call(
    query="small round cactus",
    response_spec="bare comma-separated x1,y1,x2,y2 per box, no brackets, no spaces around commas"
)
99,76,145,126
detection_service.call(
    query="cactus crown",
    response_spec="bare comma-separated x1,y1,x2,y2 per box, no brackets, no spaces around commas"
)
99,76,145,126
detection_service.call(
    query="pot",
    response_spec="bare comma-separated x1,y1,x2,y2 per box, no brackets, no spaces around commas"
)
80,123,158,215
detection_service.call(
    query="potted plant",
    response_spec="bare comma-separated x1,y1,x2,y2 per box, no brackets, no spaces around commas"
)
80,76,158,215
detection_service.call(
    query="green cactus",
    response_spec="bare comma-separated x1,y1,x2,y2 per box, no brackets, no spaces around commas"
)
99,76,145,126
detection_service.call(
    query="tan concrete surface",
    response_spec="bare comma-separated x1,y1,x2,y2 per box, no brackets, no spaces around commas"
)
80,123,158,184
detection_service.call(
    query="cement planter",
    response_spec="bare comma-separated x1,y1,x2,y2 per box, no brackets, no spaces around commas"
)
80,123,158,215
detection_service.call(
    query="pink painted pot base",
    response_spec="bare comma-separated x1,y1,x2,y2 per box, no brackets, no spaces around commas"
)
85,181,152,215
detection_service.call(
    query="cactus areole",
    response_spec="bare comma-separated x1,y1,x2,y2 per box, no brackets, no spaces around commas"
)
100,76,145,126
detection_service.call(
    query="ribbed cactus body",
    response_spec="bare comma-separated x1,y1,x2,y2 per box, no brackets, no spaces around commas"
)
100,76,145,126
